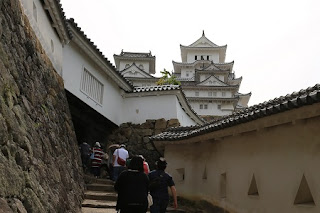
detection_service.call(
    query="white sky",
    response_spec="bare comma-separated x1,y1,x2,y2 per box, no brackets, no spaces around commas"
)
60,0,320,106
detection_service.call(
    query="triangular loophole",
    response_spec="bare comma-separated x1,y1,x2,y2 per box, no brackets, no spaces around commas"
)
294,174,315,205
248,174,259,196
202,165,207,180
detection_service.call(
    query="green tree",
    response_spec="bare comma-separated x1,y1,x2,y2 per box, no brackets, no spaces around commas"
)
156,69,181,86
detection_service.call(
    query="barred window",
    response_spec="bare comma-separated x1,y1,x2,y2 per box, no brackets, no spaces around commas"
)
81,68,103,104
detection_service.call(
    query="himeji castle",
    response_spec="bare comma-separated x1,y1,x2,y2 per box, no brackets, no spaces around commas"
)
172,31,251,120
114,31,251,121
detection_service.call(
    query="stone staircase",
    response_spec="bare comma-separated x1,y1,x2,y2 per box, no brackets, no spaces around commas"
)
81,175,117,213
81,175,186,213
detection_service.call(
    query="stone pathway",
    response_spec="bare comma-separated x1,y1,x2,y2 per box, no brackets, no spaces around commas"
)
81,175,186,213
81,175,117,213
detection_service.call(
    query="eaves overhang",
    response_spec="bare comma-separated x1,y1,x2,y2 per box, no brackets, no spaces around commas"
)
67,19,133,92
45,0,70,44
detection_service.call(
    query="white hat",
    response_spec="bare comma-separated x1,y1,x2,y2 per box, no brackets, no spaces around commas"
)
95,142,101,147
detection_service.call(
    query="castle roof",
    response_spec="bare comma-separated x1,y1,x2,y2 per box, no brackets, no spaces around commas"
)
117,51,155,58
121,63,156,79
180,32,227,63
114,51,156,74
151,83,320,141
173,60,234,73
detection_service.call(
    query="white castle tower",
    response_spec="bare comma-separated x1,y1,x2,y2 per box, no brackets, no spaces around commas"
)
172,31,251,120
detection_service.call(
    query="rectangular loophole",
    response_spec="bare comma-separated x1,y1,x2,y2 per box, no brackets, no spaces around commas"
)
176,168,185,181
220,172,227,198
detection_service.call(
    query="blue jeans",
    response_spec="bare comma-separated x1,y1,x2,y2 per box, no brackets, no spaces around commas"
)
150,198,169,213
113,166,126,181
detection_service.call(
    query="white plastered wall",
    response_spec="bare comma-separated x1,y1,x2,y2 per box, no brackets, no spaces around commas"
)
163,108,320,213
122,95,197,126
186,50,220,63
20,0,63,75
63,43,125,125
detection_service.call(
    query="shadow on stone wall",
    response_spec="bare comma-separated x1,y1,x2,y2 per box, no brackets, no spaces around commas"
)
0,0,83,212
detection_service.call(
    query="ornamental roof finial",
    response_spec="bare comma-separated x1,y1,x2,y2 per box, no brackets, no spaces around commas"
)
202,30,205,37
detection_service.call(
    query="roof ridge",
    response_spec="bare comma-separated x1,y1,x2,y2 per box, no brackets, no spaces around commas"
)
151,83,320,141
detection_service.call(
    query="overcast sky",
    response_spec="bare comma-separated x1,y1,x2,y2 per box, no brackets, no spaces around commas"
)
60,0,320,106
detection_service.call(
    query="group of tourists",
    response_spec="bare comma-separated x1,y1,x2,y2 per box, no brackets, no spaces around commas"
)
79,141,178,213
115,156,177,213
79,141,107,177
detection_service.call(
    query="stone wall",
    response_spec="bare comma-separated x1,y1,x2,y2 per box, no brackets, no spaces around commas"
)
0,1,83,212
107,118,180,170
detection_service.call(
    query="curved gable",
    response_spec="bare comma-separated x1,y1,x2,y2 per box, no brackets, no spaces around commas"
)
198,75,229,86
121,64,154,78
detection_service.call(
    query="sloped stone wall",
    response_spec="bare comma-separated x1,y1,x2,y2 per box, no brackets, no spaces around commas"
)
107,118,180,170
0,1,83,212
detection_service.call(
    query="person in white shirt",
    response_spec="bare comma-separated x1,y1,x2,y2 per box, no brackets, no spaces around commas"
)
112,144,129,181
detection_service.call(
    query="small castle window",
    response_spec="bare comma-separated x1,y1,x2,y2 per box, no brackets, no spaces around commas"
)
222,92,226,97
218,104,221,109
139,64,144,70
200,104,203,109
201,55,204,60
125,64,130,68
50,39,54,52
176,168,185,181
204,104,208,109
207,55,209,60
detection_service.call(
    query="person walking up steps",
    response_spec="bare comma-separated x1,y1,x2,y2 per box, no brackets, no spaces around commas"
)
91,142,104,178
114,156,149,213
79,141,91,173
113,144,129,181
148,157,178,213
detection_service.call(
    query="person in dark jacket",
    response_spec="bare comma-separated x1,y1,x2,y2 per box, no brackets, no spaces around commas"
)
148,157,178,213
114,156,149,213
79,142,91,172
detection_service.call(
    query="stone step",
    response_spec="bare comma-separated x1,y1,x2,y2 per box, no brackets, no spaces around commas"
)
166,207,187,213
85,191,117,201
81,199,117,209
86,183,115,192
81,207,117,213
84,175,114,185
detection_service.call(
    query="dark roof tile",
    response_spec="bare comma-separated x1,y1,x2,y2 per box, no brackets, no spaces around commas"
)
151,84,320,141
